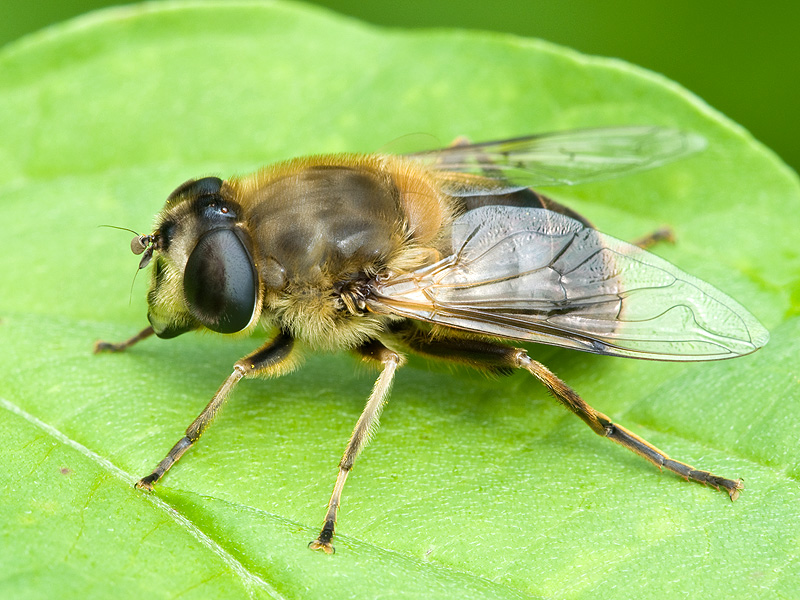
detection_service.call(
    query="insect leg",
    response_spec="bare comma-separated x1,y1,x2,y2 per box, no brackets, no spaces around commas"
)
93,326,155,353
632,226,675,249
309,340,404,554
135,331,295,490
513,352,742,500
397,325,742,500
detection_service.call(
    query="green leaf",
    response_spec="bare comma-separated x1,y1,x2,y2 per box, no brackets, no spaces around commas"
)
2,2,799,599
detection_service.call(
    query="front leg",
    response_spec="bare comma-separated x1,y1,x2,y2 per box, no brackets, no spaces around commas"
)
94,326,155,353
136,331,296,490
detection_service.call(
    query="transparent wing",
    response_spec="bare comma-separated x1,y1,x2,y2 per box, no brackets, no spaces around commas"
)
368,206,768,361
405,126,707,194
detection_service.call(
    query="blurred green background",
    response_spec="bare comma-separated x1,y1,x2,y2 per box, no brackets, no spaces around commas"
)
3,0,797,173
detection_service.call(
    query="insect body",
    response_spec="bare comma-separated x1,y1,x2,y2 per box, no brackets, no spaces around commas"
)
96,127,769,553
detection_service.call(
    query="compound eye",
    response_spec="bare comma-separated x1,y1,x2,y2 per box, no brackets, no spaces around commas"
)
183,228,258,334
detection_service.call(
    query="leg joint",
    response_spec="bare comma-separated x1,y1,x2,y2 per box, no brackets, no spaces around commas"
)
354,339,404,367
237,331,295,375
511,348,531,369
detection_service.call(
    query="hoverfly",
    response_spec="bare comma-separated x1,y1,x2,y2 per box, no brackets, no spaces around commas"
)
95,126,768,553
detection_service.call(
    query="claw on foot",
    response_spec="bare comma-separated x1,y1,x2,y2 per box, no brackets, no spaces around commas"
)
308,540,335,554
134,475,157,492
93,340,120,354
728,479,744,502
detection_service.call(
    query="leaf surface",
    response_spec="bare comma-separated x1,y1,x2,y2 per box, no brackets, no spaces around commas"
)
2,3,799,599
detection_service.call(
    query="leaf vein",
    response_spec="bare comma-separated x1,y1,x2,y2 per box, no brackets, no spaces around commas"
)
0,396,286,600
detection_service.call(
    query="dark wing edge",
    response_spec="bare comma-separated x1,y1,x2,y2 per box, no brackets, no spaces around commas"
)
405,126,707,192
368,206,769,362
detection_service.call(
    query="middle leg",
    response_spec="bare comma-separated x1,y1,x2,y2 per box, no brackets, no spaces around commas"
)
309,340,404,554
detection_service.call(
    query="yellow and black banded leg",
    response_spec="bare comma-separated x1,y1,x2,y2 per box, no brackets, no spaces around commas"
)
397,325,743,501
309,340,404,554
135,331,296,490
